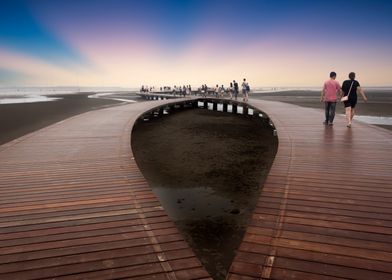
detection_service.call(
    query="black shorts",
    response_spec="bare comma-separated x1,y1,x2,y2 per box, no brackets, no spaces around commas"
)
344,98,357,108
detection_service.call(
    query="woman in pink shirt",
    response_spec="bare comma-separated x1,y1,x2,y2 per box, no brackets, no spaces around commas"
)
321,72,342,125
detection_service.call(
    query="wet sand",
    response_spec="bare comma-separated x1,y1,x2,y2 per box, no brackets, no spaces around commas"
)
0,93,122,145
131,108,277,279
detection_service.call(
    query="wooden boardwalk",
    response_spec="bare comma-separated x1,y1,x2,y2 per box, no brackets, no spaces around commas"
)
0,97,391,280
228,100,392,280
0,99,211,280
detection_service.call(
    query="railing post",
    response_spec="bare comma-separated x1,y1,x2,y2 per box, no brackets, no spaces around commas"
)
233,104,237,114
243,106,249,115
223,103,228,112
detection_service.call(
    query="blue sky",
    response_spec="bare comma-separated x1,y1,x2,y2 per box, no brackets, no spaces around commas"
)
1,0,391,86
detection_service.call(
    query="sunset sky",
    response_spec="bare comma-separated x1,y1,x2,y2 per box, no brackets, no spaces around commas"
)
1,0,392,87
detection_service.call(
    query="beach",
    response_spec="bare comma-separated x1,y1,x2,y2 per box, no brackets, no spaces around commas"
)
0,92,134,145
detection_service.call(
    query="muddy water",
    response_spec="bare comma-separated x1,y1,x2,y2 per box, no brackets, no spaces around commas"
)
131,108,277,279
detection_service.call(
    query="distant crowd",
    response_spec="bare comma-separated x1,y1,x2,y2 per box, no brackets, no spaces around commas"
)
140,78,251,102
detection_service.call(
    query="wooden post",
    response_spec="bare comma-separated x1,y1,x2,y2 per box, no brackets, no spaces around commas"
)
243,106,249,115
223,103,228,112
204,100,208,109
213,102,218,111
233,104,237,114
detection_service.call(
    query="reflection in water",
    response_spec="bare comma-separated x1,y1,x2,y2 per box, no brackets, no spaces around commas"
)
344,127,353,141
351,115,392,126
0,96,61,104
323,124,335,141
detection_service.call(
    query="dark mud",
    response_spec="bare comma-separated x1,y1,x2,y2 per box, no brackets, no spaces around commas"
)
131,108,277,279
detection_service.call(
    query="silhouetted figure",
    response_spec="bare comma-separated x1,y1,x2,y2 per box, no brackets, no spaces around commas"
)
229,82,233,99
233,80,239,100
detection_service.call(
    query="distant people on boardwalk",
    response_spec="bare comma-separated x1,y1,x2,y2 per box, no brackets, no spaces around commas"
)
200,84,206,96
229,82,233,99
321,71,341,126
182,85,186,97
220,85,225,97
200,84,211,97
341,72,367,127
241,78,250,102
140,79,251,100
215,85,219,97
233,80,239,100
140,85,151,93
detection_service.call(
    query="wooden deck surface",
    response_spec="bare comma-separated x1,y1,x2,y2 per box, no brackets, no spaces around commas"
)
228,100,392,280
0,99,211,280
0,98,391,280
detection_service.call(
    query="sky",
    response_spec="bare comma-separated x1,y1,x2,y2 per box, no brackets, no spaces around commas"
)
1,0,392,87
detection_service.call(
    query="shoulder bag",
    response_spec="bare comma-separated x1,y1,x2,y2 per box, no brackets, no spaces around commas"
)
341,81,354,102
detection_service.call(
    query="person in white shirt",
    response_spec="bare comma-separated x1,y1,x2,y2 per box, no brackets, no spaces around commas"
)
241,78,250,102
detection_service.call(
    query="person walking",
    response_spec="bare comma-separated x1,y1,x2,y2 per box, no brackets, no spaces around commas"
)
220,85,225,97
233,80,239,100
215,84,219,97
341,72,367,127
229,82,233,99
321,71,341,125
241,78,250,102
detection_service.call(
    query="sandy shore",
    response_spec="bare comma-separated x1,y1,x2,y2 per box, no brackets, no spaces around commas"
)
0,93,122,145
132,108,277,279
